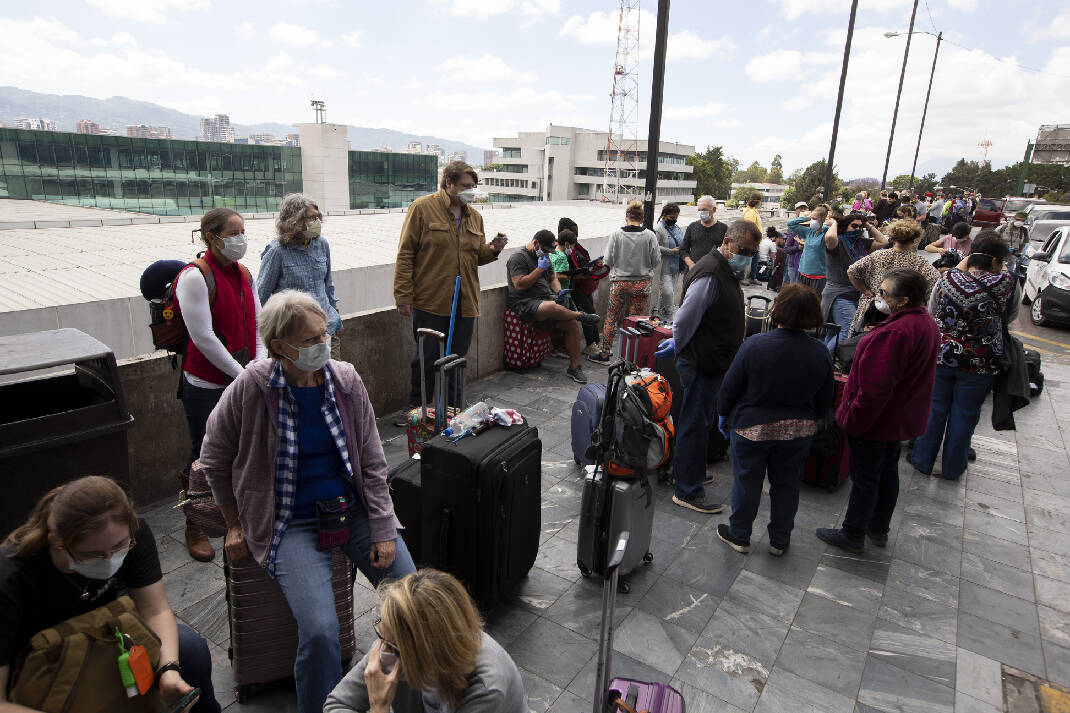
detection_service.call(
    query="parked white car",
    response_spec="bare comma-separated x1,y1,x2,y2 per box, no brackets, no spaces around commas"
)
1024,204,1070,244
1023,225,1070,326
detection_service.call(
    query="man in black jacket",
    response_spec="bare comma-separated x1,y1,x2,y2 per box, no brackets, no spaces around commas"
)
655,220,762,513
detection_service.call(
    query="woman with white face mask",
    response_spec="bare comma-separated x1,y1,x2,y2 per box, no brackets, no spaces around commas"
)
0,476,220,713
174,207,266,563
258,194,344,360
198,290,415,713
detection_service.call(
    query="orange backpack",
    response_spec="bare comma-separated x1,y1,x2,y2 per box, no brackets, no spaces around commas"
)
601,369,675,478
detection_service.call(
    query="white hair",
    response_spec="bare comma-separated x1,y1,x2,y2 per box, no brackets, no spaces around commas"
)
259,289,327,358
696,195,715,209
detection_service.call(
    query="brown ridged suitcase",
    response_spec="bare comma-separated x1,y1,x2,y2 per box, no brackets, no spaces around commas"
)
224,550,356,702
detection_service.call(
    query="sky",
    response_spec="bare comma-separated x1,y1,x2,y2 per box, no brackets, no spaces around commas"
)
1,0,1067,179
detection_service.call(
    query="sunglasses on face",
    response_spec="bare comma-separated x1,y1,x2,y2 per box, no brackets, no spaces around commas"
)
849,223,863,230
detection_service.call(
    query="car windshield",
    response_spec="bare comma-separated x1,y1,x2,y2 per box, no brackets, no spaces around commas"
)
1005,199,1033,212
1061,234,1070,264
1034,211,1070,222
978,199,999,211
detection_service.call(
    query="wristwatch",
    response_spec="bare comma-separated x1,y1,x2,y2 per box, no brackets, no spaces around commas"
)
156,661,182,677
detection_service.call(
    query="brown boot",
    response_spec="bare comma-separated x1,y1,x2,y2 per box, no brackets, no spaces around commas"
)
185,522,215,562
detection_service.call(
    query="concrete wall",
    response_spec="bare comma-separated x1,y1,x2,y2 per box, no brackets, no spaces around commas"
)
296,122,350,212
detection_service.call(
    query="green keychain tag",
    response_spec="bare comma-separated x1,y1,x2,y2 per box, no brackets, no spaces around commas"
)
115,628,138,698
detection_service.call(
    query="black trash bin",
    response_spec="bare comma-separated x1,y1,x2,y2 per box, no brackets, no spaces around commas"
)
0,328,135,537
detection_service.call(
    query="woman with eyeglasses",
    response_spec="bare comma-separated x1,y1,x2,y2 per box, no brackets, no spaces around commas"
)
258,193,345,360
325,569,527,713
821,212,888,353
0,476,220,713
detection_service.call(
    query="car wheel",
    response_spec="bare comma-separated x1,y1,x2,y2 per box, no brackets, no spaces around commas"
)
1031,295,1049,326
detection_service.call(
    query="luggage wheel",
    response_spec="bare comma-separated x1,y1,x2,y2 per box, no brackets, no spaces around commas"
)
579,564,591,578
234,684,252,703
618,580,631,594
826,482,839,493
643,551,654,565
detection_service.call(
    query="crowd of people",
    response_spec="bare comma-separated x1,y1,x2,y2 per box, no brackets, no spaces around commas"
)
0,158,1023,713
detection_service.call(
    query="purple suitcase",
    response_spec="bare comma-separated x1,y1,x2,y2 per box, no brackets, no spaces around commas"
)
570,382,606,465
593,534,686,713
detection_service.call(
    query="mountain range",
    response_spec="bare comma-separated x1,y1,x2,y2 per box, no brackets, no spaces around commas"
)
0,86,487,164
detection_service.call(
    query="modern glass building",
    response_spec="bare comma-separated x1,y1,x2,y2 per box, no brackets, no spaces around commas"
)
0,129,302,215
348,151,437,209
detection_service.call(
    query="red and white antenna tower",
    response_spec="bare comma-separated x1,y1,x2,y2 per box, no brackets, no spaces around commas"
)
978,138,992,165
602,0,641,203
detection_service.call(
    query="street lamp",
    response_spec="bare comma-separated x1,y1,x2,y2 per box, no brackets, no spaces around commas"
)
885,30,943,192
880,0,920,191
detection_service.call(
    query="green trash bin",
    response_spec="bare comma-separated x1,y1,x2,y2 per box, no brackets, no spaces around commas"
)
0,328,135,537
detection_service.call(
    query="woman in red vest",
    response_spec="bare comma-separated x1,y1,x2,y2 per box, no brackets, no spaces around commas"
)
174,207,265,562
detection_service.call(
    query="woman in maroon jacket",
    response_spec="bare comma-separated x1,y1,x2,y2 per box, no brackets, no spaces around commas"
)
816,268,941,554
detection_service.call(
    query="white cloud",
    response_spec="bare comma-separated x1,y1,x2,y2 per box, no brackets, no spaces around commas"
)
268,22,333,48
745,49,838,81
559,10,656,45
237,22,257,40
428,0,557,20
714,119,744,129
1044,11,1070,38
664,102,726,119
521,0,559,18
85,0,210,23
946,0,977,9
440,53,536,84
110,31,137,47
403,78,426,92
668,30,735,61
340,30,362,48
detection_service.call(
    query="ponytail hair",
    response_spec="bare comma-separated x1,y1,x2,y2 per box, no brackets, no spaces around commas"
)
625,200,644,222
3,476,139,559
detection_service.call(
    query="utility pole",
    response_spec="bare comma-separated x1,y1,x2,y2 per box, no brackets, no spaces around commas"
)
643,0,670,230
882,0,919,190
826,0,859,200
908,32,941,192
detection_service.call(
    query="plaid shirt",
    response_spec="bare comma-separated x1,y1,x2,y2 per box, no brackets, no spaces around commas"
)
266,360,355,575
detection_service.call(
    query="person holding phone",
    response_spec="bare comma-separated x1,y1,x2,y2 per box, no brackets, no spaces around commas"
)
324,569,527,713
558,218,607,355
0,476,219,713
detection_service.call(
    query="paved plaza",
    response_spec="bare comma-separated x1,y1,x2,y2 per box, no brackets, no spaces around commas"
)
142,332,1070,713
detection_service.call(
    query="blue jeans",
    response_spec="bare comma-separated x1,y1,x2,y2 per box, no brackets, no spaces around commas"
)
178,622,221,713
727,432,812,545
910,366,995,480
655,270,679,321
825,296,858,355
749,254,760,280
841,435,901,541
672,357,722,499
274,513,416,713
785,263,798,285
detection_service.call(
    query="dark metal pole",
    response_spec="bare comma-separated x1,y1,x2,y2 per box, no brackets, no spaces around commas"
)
1017,140,1034,196
643,0,670,230
826,0,858,200
908,32,941,193
881,0,920,190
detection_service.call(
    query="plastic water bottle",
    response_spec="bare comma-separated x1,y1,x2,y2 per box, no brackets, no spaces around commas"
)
443,402,491,437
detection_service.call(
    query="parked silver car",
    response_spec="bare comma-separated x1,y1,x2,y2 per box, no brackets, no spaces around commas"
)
1025,204,1070,243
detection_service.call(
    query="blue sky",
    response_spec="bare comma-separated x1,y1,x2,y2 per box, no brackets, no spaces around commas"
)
1,0,1066,179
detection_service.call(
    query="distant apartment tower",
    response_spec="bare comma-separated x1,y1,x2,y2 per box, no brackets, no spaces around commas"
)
405,140,423,154
77,119,102,135
425,143,446,165
285,133,301,147
15,117,57,131
483,124,696,203
483,149,500,166
127,124,174,139
447,150,467,164
200,114,235,143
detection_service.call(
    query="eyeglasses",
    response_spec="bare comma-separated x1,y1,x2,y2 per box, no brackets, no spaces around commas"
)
849,223,863,230
66,538,134,563
372,618,401,659
877,288,891,297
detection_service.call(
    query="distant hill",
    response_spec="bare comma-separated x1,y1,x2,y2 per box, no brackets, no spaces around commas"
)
0,86,487,164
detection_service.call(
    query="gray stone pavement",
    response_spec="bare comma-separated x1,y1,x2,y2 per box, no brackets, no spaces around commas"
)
142,337,1070,713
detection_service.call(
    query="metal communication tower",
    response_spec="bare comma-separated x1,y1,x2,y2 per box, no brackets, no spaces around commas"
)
978,138,992,165
602,0,641,203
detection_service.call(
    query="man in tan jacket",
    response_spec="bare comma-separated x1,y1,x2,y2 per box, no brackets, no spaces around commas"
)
394,160,507,406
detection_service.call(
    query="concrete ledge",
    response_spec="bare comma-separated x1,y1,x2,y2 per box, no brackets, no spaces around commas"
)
101,218,135,226
131,217,160,224
0,221,37,230
33,220,70,229
69,219,104,227
158,216,187,224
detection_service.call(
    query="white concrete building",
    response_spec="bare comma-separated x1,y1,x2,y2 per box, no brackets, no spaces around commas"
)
483,124,696,204
731,182,789,209
296,122,350,212
15,118,57,131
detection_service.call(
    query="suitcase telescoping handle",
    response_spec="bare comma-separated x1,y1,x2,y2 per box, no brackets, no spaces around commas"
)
432,353,461,432
416,328,446,423
593,532,630,713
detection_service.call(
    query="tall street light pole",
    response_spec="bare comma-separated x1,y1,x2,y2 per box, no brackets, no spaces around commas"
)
907,31,941,192
643,0,670,230
826,0,859,201
880,0,919,191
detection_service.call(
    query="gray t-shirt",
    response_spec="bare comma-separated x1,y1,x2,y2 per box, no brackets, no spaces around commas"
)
506,249,553,308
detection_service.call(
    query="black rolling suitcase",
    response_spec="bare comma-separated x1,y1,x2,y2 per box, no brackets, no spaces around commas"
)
418,357,542,612
387,458,423,564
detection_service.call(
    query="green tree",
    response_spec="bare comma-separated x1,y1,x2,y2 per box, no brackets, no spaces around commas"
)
731,185,755,206
769,155,784,184
913,172,938,195
781,159,839,208
889,174,913,190
735,160,769,183
685,146,733,201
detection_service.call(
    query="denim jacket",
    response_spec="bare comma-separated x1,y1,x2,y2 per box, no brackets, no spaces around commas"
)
258,237,341,334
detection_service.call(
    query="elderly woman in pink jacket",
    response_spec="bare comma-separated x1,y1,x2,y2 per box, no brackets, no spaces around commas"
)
199,289,415,713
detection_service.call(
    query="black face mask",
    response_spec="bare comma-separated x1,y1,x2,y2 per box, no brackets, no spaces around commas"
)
664,218,677,226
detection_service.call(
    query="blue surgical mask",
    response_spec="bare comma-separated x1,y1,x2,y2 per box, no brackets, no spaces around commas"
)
284,336,331,371
698,210,712,222
809,219,820,229
728,253,751,278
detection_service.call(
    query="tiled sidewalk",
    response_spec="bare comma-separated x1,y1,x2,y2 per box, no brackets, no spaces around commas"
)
143,350,1070,713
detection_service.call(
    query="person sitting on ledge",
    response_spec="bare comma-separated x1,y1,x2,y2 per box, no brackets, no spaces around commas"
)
506,229,601,385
